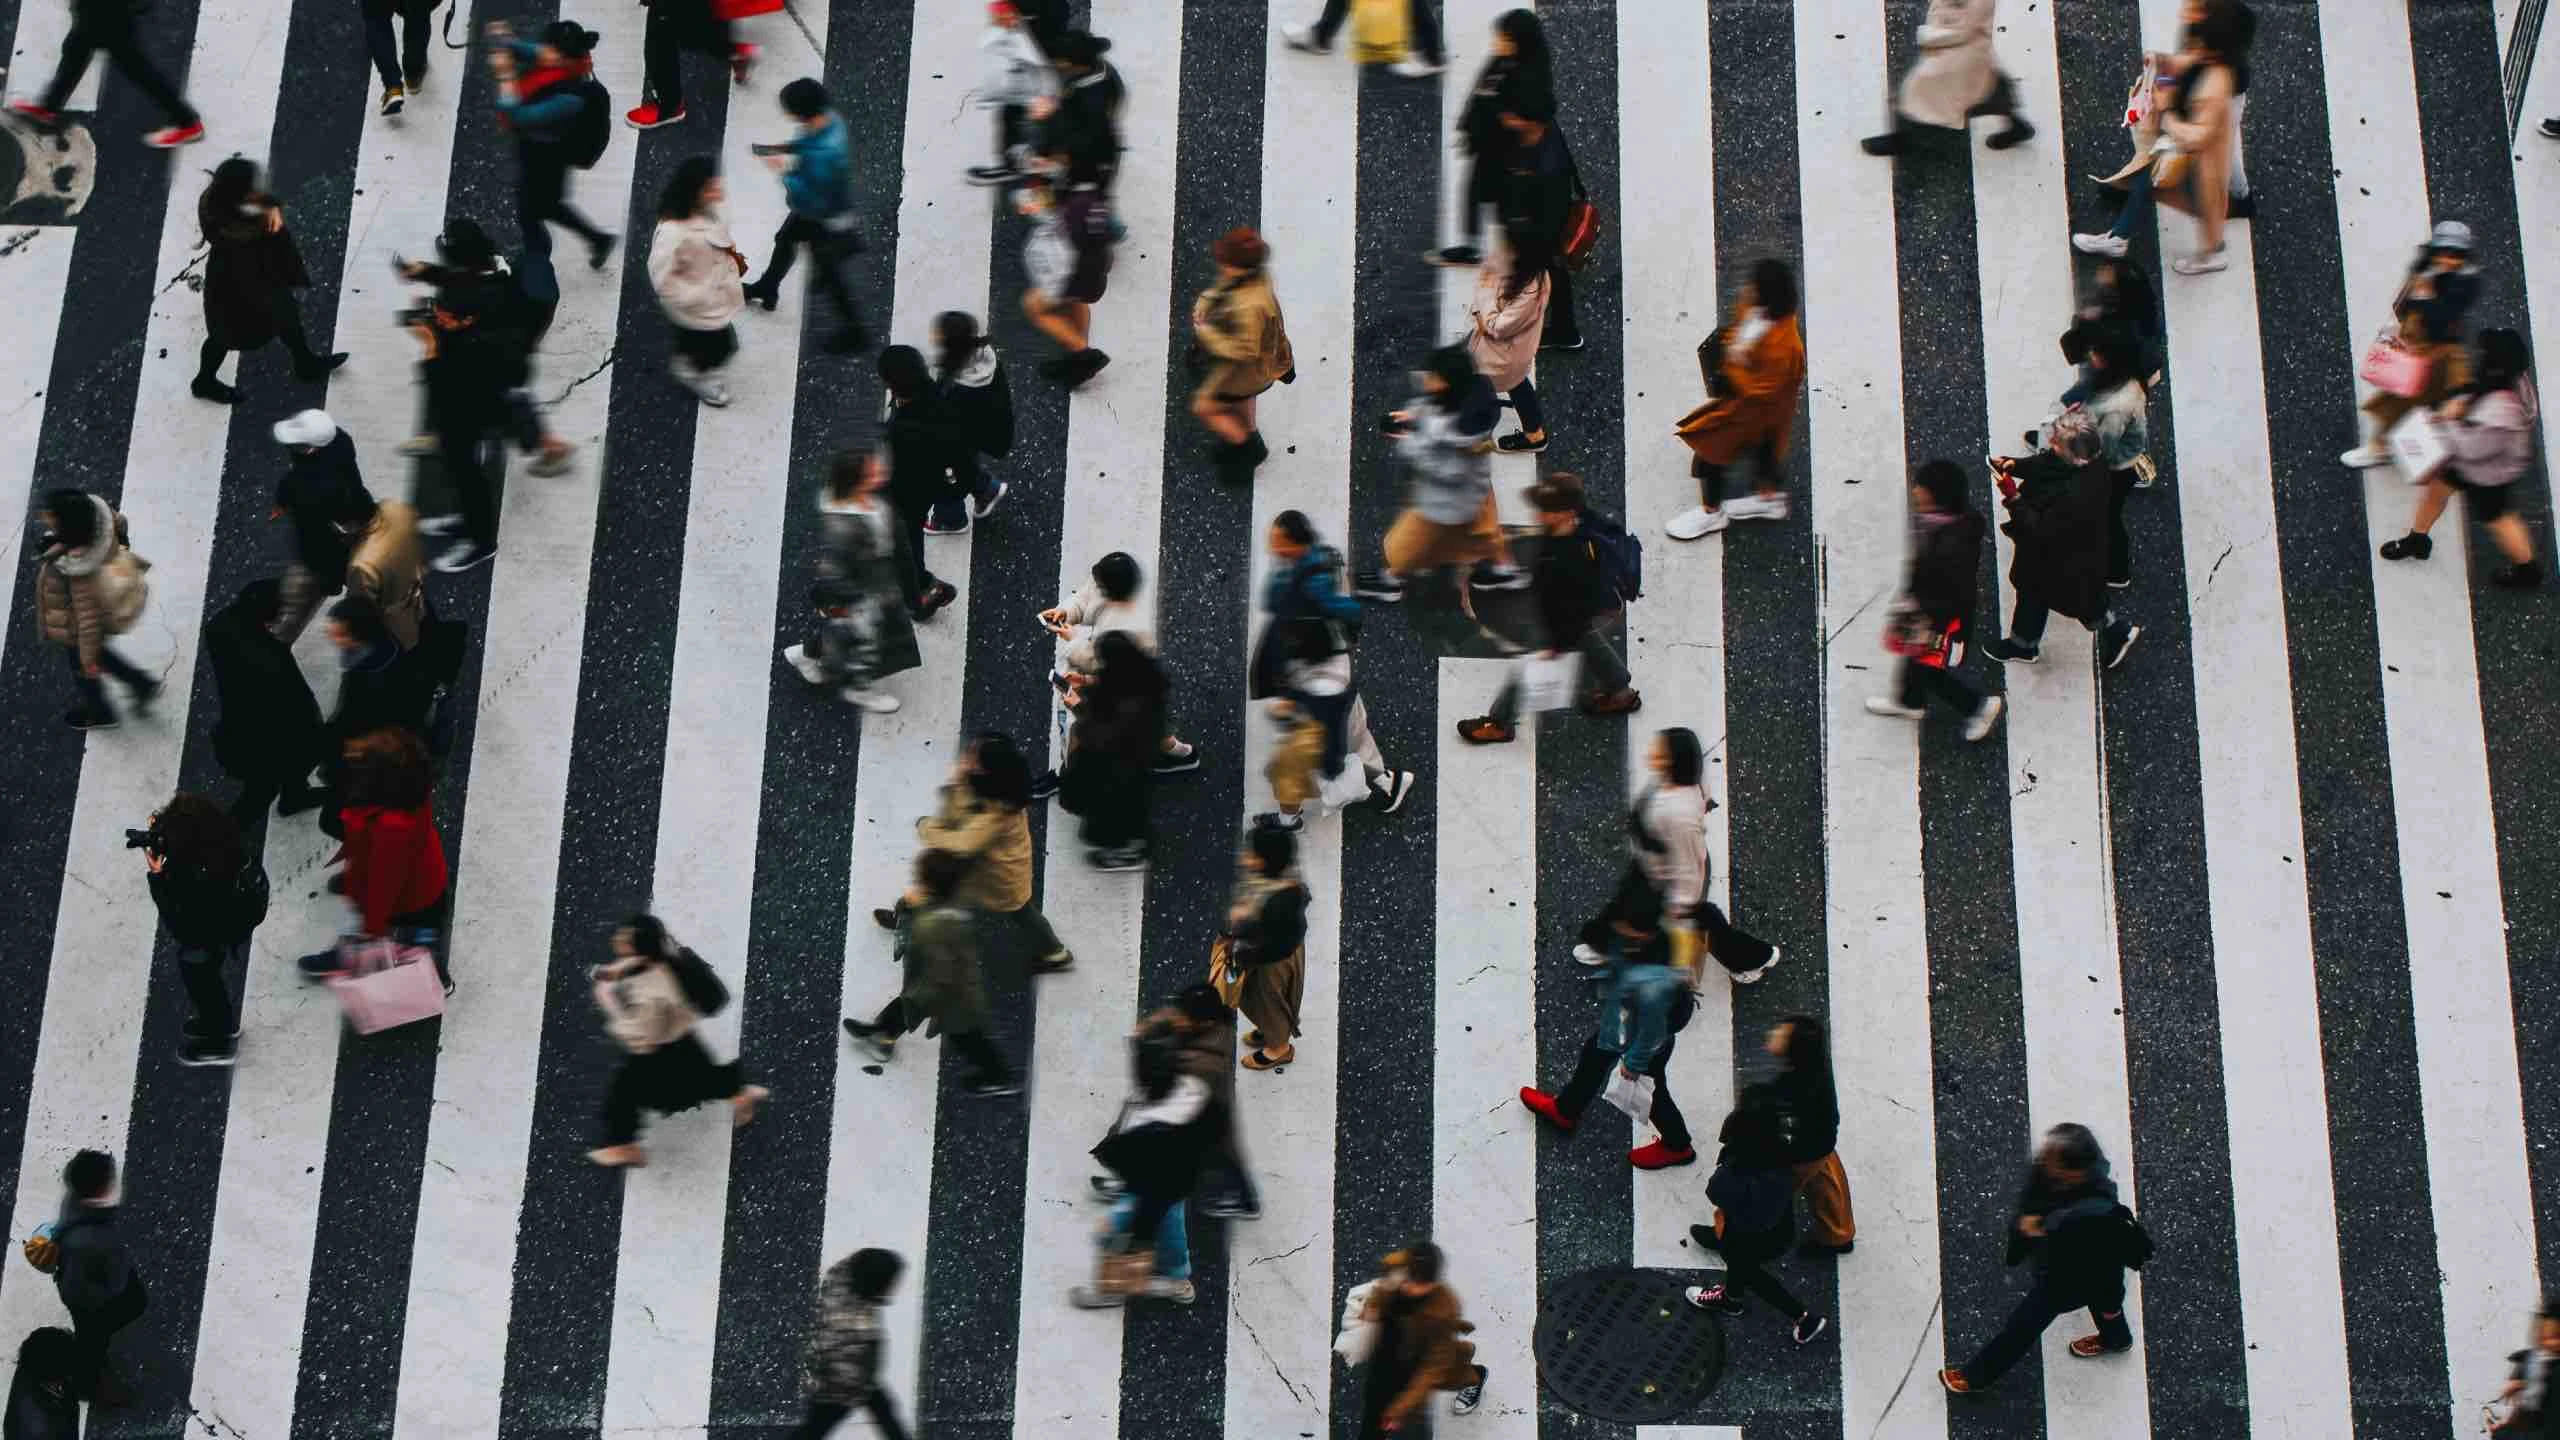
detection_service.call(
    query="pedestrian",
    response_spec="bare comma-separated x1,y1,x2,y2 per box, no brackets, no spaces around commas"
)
1281,0,1447,78
1072,1023,1214,1307
649,155,747,407
267,410,369,641
1189,226,1294,484
28,1151,147,1405
1858,0,2034,157
336,479,427,652
2072,0,2250,276
840,850,1021,1097
1469,240,1551,455
397,223,560,574
796,1248,911,1439
2379,328,2544,588
1154,985,1260,1220
4,1328,83,1439
1257,617,1382,829
1665,258,1805,540
3,0,203,147
205,582,326,826
365,0,437,116
626,0,746,130
970,1,1057,187
1489,90,1583,354
139,794,266,1067
1682,1091,1832,1347
929,311,1014,526
1215,824,1309,1070
2491,1301,2560,1437
2343,221,2483,472
867,733,1074,974
1034,31,1124,191
1940,1123,2145,1394
486,242,580,476
1353,343,1522,602
741,79,868,354
1428,9,1551,266
1980,415,2143,669
1017,175,1115,388
1347,1241,1490,1434
877,346,975,606
1056,631,1169,871
190,159,347,405
1254,514,1414,811
1766,1016,1856,1254
781,450,917,712
295,726,452,985
319,598,459,780
1519,875,1701,1170
1038,551,1200,773
1569,726,1779,985
1863,460,2004,743
1456,473,1640,745
585,915,769,1168
2056,257,2160,408
488,19,618,270
2065,325,2152,584
32,489,157,732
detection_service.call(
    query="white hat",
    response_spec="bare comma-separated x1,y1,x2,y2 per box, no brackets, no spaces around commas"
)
2429,219,2474,253
272,409,337,448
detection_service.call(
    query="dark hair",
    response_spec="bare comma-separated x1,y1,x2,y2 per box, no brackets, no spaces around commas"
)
1657,726,1704,788
827,450,872,499
1271,509,1315,547
2186,0,2252,59
915,848,971,901
1171,983,1228,1027
934,311,985,377
1248,823,1297,874
15,1328,76,1383
621,913,674,960
877,343,930,399
2044,1122,2104,1173
1132,1023,1181,1100
1397,1239,1445,1284
843,1246,904,1300
1776,1014,1831,1079
1750,258,1799,320
1050,30,1109,67
1719,1086,1788,1165
63,1149,115,1200
1494,8,1551,74
1423,342,1478,407
205,156,260,213
779,76,830,120
1091,551,1141,602
1501,88,1556,125
656,155,720,221
539,19,596,57
327,595,391,647
1527,470,1586,515
968,731,1033,809
44,490,96,549
2475,328,2531,395
341,726,435,809
1914,458,1970,514
438,216,497,270
156,793,245,881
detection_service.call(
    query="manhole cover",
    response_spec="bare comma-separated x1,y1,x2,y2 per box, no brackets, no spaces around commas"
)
1532,1266,1724,1422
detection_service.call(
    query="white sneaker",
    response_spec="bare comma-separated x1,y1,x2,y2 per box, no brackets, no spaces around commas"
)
781,644,829,686
1664,505,1728,540
2340,444,2389,469
1571,943,1607,967
1279,23,1328,53
1391,55,1444,77
418,513,464,536
1724,492,1789,522
670,357,732,407
1143,1276,1197,1304
2071,231,2130,257
1864,696,1924,721
842,685,900,714
2171,248,2228,276
1963,694,2006,743
1730,946,1782,985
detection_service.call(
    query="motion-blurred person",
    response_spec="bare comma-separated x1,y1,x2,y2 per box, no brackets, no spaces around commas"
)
797,1248,910,1439
1017,175,1115,387
205,581,326,825
1858,0,2034,157
586,915,768,1168
742,79,868,353
1665,259,1805,539
1190,227,1293,483
488,19,617,269
870,734,1074,974
930,312,1015,527
626,0,748,130
2378,327,2543,588
1941,1123,2146,1394
970,1,1057,187
1347,1241,1490,1433
33,489,157,732
840,850,1021,1098
191,158,347,405
1457,473,1639,745
1683,1092,1831,1348
4,0,204,147
649,155,748,407
1428,10,1551,265
1863,461,2002,743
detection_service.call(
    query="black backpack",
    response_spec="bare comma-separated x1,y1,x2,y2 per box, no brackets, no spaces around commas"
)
2110,1205,2154,1271
232,856,271,933
1577,507,1644,604
560,77,613,170
666,947,730,1017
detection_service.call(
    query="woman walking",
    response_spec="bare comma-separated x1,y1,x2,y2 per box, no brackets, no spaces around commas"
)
1769,1016,1855,1254
296,727,453,986
781,450,916,712
1072,1023,1215,1308
796,1248,910,1439
586,914,768,1168
34,489,158,731
648,155,748,407
1189,227,1294,484
1683,1091,1832,1348
1864,461,2004,743
1469,240,1551,454
205,580,326,825
1057,631,1168,871
2071,0,2250,276
1665,259,1806,539
2343,222,2483,472
2379,328,2544,588
840,851,1020,1098
1980,414,2143,668
1222,825,1309,1070
930,311,1015,526
872,733,1075,974
191,158,347,405
142,794,265,1068
1430,9,1552,267
1352,344,1521,601
1572,726,1779,984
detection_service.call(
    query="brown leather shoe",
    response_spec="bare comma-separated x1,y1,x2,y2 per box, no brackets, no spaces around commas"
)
1581,688,1644,716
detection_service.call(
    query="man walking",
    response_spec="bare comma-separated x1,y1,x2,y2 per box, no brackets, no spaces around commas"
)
29,1151,149,1403
5,0,204,147
1860,0,2034,156
1941,1123,2146,1395
742,78,867,353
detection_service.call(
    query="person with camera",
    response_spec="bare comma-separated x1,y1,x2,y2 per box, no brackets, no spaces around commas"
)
139,794,267,1068
33,489,157,733
297,726,453,989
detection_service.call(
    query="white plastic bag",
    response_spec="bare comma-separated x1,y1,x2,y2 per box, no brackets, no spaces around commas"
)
2387,408,2451,483
1602,1066,1656,1122
1318,760,1373,813
1334,1279,1380,1366
1517,651,1583,714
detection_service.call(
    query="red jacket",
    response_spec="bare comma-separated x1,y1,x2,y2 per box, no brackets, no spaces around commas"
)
340,803,448,935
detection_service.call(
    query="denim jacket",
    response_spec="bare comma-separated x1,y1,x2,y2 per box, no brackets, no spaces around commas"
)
1592,929,1687,1074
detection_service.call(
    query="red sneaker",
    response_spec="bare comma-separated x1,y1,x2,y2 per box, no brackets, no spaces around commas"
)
1518,1087,1574,1132
1628,1140,1696,1170
730,43,757,84
5,100,61,126
144,120,205,148
624,103,686,131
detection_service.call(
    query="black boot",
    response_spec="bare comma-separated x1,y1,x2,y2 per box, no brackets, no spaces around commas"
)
1212,440,1254,484
1859,122,1909,157
1241,431,1269,467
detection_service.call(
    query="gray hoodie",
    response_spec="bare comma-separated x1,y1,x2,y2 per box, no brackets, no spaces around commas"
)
1395,379,1500,525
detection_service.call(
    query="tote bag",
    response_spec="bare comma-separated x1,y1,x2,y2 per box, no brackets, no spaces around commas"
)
2359,329,2431,399
1517,651,1582,713
2386,408,2451,482
1349,0,1408,64
328,937,447,1034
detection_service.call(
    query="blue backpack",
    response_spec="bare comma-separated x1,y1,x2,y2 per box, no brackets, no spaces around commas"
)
1578,507,1643,604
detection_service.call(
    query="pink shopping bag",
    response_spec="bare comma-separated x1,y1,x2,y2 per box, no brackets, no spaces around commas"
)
2358,331,2430,398
327,938,447,1034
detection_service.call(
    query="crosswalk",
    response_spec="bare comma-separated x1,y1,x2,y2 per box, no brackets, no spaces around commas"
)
0,0,2554,1435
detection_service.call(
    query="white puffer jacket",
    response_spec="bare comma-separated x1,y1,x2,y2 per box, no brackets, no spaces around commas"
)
648,211,746,332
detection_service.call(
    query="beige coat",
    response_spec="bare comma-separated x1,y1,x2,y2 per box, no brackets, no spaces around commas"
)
1896,0,2000,130
1466,256,1549,393
915,779,1034,913
2150,58,2235,240
592,957,698,1055
345,501,426,649
1191,270,1293,403
648,211,746,332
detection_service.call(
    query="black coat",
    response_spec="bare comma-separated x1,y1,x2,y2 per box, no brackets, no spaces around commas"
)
1496,126,1576,270
1772,1064,1840,1163
1905,512,1984,627
275,432,371,585
883,396,967,509
1458,51,1553,157
50,1201,144,1325
2000,455,2112,625
1705,1152,1795,1248
1045,64,1125,187
2006,1160,2133,1306
208,582,324,785
199,194,310,350
147,856,259,949
1531,528,1619,651
1,1367,78,1440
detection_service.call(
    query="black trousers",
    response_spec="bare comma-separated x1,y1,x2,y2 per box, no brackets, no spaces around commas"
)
2105,466,2136,585
1718,1229,1806,1318
602,1033,743,1145
362,0,431,89
752,214,862,328
1310,0,1443,62
641,0,732,110
1960,1281,2131,1385
69,1281,146,1400
1692,440,1781,507
1553,1035,1692,1151
435,399,505,548
1545,254,1581,345
40,21,196,124
517,154,611,259
65,644,155,717
229,766,324,827
176,939,245,1036
196,296,323,383
794,1388,911,1439
873,997,1012,1085
1457,149,1499,242
1896,656,1984,716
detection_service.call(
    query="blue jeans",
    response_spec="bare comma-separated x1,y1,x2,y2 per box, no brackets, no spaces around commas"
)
1112,1196,1190,1281
1596,961,1685,1075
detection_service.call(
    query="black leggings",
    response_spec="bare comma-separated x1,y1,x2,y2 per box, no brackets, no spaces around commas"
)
40,23,196,124
794,1390,910,1440
362,0,432,89
641,0,732,111
1719,1230,1807,1318
751,214,862,327
196,297,323,383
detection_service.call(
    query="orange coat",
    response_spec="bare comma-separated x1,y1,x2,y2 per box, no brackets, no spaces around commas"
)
1675,307,1805,469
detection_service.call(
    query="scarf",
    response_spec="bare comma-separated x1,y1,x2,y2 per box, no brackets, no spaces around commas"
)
508,59,590,128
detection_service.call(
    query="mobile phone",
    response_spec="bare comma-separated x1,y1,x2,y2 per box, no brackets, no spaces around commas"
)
1051,671,1072,694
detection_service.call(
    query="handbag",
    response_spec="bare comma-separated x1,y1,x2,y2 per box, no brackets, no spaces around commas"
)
1334,1279,1381,1366
1517,651,1583,713
1318,757,1374,813
327,937,447,1034
1348,0,1408,64
1206,936,1246,1009
1601,1066,1656,1122
98,544,150,635
2359,329,2431,399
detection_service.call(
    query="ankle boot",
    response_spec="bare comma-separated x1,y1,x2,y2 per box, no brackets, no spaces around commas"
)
1241,431,1269,467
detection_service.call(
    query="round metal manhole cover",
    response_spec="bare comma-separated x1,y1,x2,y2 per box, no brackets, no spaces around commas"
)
1532,1266,1725,1422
